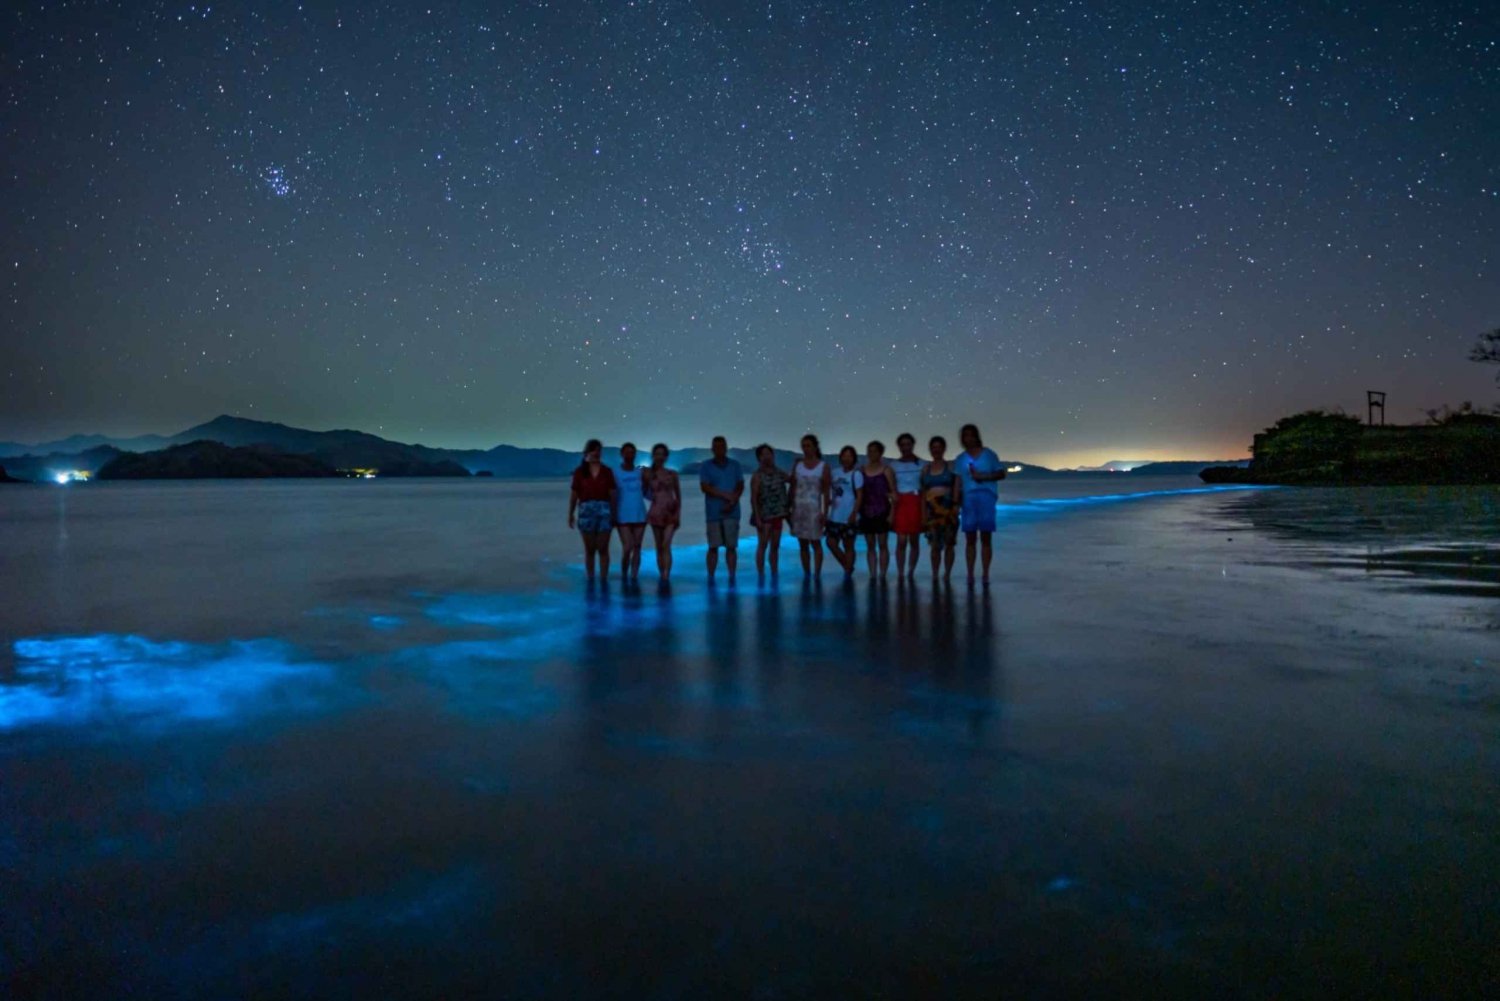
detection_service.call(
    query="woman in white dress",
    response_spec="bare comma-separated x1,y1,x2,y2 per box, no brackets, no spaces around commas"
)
787,434,830,578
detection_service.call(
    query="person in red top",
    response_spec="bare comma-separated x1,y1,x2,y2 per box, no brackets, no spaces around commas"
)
568,439,617,581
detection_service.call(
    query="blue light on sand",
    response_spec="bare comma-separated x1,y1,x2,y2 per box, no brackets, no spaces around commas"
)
3,635,328,732
997,485,1269,518
422,588,711,647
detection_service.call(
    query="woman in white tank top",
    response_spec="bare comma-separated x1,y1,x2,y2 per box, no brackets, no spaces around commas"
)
788,433,830,577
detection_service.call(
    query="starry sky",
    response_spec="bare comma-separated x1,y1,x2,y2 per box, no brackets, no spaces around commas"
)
3,0,1498,465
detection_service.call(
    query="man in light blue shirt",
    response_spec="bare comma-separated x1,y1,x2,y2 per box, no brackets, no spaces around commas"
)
955,423,1006,584
699,435,744,584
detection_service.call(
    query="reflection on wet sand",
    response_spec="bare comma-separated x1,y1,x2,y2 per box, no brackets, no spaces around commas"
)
562,577,1005,764
1221,485,1500,599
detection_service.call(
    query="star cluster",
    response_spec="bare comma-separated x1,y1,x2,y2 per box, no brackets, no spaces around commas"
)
3,0,1497,462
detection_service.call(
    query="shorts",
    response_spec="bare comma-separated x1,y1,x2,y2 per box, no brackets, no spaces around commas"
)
577,499,612,534
893,493,923,535
825,521,857,541
961,492,997,534
859,514,890,534
705,518,740,549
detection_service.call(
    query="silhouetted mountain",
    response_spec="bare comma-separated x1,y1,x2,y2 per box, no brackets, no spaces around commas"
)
0,463,23,483
0,432,169,459
0,446,123,482
97,441,342,479
464,443,579,477
151,415,469,475
2,413,1248,481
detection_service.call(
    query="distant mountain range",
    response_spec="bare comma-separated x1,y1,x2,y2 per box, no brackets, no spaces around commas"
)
0,415,1248,482
1062,460,1155,472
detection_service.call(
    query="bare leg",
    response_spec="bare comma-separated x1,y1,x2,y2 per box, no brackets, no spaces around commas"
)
725,543,738,582
907,535,920,577
626,526,645,578
799,540,812,576
707,546,720,581
659,524,676,580
981,533,993,582
813,540,824,576
878,535,890,578
943,541,956,581
597,532,612,579
582,532,596,579
755,526,769,576
929,538,941,579
864,535,876,576
651,525,666,578
768,522,782,576
964,531,977,582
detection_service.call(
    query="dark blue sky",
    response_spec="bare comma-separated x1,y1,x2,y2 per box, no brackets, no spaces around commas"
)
3,0,1497,464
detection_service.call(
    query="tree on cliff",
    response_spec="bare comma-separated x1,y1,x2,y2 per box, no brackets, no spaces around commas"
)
1471,327,1500,382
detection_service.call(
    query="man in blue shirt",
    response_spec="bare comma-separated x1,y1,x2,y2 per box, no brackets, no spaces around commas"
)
699,435,744,584
954,423,1006,585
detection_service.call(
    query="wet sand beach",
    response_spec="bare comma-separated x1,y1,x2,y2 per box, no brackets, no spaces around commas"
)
2,479,1496,996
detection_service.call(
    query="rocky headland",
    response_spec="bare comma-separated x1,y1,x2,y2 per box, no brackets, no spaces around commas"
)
1201,411,1500,486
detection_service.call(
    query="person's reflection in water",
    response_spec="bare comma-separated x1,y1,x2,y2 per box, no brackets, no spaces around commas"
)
831,575,859,637
894,578,923,664
573,573,688,767
793,577,826,664
579,575,619,711
891,583,999,751
862,575,892,671
928,584,959,673
754,587,785,697
705,584,743,722
959,586,1000,746
648,582,677,658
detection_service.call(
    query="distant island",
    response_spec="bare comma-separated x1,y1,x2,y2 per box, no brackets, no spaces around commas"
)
97,441,343,480
1200,411,1500,486
93,439,470,480
0,414,1244,483
0,463,22,483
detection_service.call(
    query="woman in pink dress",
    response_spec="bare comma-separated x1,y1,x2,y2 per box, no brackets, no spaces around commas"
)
644,443,682,582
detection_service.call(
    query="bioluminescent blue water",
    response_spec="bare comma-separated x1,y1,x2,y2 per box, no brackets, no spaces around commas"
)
0,478,1495,997
2,634,328,732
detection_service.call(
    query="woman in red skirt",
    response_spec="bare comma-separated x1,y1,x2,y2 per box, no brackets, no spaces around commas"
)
889,432,925,580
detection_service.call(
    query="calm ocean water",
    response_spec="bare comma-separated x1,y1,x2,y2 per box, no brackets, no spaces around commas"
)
2,477,1496,996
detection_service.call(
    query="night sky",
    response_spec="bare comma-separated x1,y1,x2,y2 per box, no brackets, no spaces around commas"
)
4,1,1497,465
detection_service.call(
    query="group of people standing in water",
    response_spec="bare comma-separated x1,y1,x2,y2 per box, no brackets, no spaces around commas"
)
567,424,1008,585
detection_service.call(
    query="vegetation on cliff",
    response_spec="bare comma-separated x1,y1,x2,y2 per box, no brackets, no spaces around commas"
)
1201,411,1500,485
